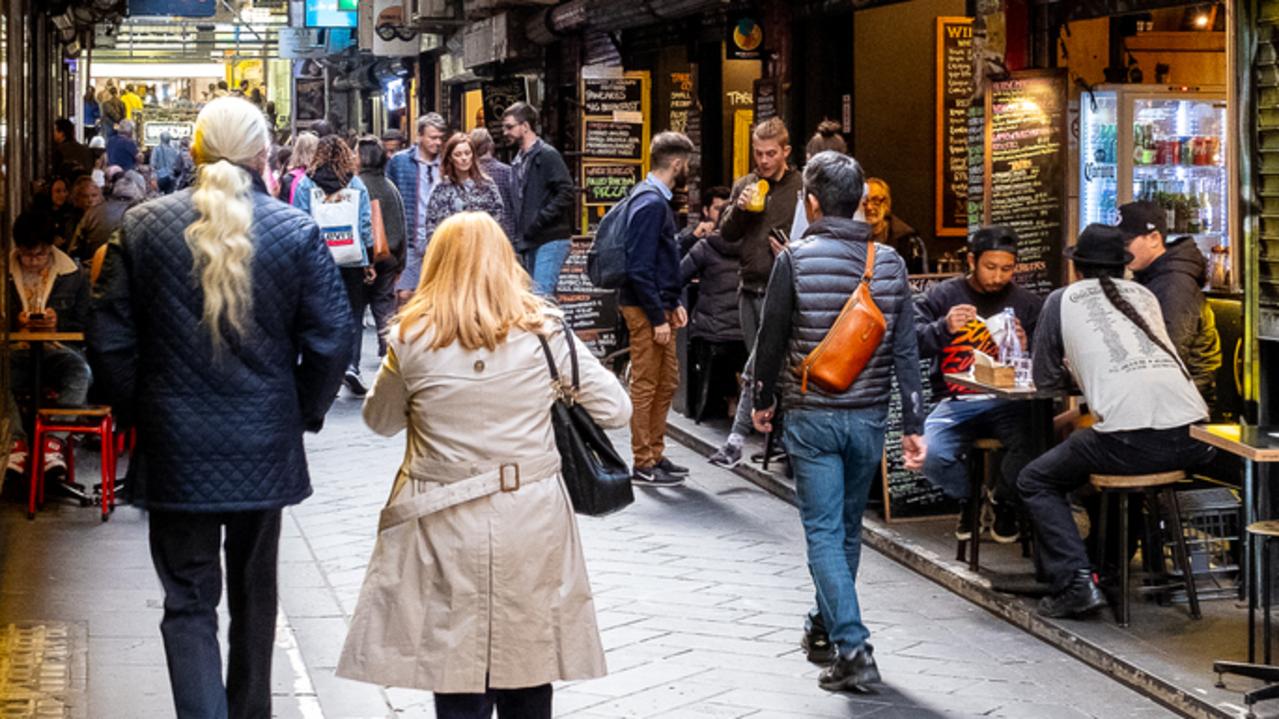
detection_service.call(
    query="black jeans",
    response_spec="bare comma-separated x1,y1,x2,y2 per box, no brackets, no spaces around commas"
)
1017,426,1215,592
340,266,369,371
149,509,282,719
434,683,553,719
364,259,399,357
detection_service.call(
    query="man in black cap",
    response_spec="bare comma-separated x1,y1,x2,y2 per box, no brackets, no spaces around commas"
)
915,226,1043,543
1117,201,1222,405
1019,224,1214,619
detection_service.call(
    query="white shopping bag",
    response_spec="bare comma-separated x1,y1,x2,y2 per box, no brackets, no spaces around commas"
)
310,188,365,267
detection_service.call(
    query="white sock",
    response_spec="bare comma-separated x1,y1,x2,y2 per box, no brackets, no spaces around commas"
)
726,433,744,449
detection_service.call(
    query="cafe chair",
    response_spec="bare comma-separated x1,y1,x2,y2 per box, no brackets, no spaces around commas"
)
1091,470,1200,627
956,438,1002,572
1211,520,1279,718
29,406,118,523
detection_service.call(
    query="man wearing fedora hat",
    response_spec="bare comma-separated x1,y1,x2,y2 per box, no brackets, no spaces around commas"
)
1018,224,1215,619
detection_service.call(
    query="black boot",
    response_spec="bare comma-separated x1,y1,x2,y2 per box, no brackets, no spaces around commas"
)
818,643,881,692
1037,568,1107,618
801,609,835,665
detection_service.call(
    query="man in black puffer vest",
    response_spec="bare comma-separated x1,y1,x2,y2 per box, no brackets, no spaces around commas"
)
751,152,926,694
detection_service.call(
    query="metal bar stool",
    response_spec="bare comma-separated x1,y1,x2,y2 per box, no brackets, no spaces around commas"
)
1091,470,1200,626
29,406,117,522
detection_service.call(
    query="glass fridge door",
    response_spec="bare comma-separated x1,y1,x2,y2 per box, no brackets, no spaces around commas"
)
1080,89,1119,229
1128,92,1229,257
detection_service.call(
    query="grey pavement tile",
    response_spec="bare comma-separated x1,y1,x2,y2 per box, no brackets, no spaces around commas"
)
642,632,799,658
288,616,353,669
279,585,346,619
599,624,672,651
306,669,390,719
86,609,164,638
550,687,613,715
88,661,174,719
572,680,732,717
625,615,780,641
86,636,167,666
570,660,709,700
704,687,889,718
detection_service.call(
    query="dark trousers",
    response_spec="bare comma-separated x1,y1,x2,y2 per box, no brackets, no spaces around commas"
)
340,267,368,371
1017,426,1215,592
149,509,282,719
434,683,553,719
364,260,399,357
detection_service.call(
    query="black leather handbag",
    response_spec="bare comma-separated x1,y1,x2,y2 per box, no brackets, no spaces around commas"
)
536,327,634,517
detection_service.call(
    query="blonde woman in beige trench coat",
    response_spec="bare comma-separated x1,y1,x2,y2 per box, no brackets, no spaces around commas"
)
337,211,631,718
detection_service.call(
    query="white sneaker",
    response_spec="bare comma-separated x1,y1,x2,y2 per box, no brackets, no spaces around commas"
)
42,437,67,474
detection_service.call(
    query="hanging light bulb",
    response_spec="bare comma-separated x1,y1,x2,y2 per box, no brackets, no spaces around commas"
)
1194,12,1210,28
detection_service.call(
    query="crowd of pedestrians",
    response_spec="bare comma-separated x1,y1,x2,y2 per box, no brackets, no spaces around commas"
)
5,89,1230,719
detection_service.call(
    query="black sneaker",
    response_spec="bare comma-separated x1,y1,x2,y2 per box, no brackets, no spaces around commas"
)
801,619,836,665
818,643,881,692
656,457,690,476
1037,569,1108,618
954,499,975,541
632,465,684,487
990,495,1021,544
344,369,368,396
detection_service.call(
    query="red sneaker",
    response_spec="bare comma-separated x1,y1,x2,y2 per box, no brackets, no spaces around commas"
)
6,439,27,475
42,437,67,474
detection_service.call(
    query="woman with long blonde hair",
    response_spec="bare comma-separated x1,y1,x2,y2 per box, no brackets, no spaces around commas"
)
338,212,630,718
89,96,352,719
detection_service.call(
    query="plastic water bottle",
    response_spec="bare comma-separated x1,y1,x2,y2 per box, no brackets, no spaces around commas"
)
999,307,1032,387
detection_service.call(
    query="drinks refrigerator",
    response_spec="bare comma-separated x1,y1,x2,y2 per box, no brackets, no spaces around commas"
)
1079,85,1231,288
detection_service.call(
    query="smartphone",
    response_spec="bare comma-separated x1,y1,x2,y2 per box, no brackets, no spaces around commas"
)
27,312,45,321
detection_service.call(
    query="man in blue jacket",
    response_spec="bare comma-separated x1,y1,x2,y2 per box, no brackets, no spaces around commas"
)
621,131,695,487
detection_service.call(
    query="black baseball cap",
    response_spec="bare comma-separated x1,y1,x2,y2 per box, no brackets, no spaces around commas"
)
968,225,1019,260
1116,201,1167,241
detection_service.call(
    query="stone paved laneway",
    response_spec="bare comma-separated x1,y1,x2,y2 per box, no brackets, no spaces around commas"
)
0,346,1179,718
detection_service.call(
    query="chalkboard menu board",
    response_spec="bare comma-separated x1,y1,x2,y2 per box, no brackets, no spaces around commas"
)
984,71,1068,297
583,77,644,116
583,163,641,205
556,238,621,359
881,274,962,523
753,78,780,124
935,17,974,237
966,102,986,230
584,120,645,161
481,77,527,150
669,71,695,134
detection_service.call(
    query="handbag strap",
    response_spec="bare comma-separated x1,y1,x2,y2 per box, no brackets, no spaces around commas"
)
536,322,581,395
861,241,877,284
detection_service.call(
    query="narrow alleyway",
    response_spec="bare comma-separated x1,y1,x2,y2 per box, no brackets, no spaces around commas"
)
0,341,1178,718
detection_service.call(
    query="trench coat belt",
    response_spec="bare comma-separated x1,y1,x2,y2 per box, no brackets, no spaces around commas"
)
378,452,564,531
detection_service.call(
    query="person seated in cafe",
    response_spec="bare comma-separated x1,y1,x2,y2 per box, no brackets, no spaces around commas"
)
915,226,1043,544
864,178,928,274
5,211,92,479
1117,201,1222,406
1019,224,1215,619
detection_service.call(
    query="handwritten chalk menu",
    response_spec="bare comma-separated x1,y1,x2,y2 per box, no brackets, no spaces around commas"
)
583,76,643,116
556,238,621,359
583,163,641,205
966,102,986,231
670,71,695,133
983,71,1068,297
753,77,780,124
584,120,645,161
881,273,963,523
935,17,974,237
481,77,527,149
580,71,650,233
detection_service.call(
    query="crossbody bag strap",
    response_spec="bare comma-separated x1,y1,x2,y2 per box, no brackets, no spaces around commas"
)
862,241,877,284
536,333,562,384
561,320,582,391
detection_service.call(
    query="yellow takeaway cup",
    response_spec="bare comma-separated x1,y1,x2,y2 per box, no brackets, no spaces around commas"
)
745,179,769,212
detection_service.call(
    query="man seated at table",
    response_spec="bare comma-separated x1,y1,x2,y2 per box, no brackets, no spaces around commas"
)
915,226,1042,543
1117,201,1222,405
5,211,92,479
1019,224,1215,619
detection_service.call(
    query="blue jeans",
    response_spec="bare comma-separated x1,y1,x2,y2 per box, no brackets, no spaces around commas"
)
922,397,1032,503
9,347,92,440
523,239,571,297
784,407,886,654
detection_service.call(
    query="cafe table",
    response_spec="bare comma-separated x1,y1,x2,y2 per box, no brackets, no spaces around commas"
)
8,330,89,503
1191,423,1279,709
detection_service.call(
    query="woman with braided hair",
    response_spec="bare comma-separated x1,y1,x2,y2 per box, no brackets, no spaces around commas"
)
1018,224,1215,620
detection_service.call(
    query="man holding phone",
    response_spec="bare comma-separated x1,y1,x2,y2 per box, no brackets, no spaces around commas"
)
6,212,92,479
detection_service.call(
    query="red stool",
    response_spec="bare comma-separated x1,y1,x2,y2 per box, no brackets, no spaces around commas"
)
29,406,117,522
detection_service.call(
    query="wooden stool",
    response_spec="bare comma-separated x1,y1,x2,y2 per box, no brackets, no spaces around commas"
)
30,406,117,522
1091,470,1200,626
956,438,1003,572
1247,520,1279,665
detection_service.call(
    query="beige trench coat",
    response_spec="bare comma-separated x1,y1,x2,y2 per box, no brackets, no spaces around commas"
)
336,323,631,693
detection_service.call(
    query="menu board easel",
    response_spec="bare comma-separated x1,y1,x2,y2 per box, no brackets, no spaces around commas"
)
554,237,623,360
935,17,975,237
580,71,651,233
970,70,1069,297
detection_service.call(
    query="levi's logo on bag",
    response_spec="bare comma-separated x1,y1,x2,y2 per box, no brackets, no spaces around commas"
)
322,225,356,248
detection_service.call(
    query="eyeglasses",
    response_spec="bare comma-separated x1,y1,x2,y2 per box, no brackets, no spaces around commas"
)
865,197,888,206
375,24,417,41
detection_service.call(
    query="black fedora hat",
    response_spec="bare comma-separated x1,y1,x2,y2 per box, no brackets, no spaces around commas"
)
1063,224,1133,268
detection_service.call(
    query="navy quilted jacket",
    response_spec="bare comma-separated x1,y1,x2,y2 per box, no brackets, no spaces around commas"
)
89,180,353,512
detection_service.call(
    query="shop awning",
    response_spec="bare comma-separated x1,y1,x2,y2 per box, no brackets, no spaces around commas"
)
526,0,726,45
